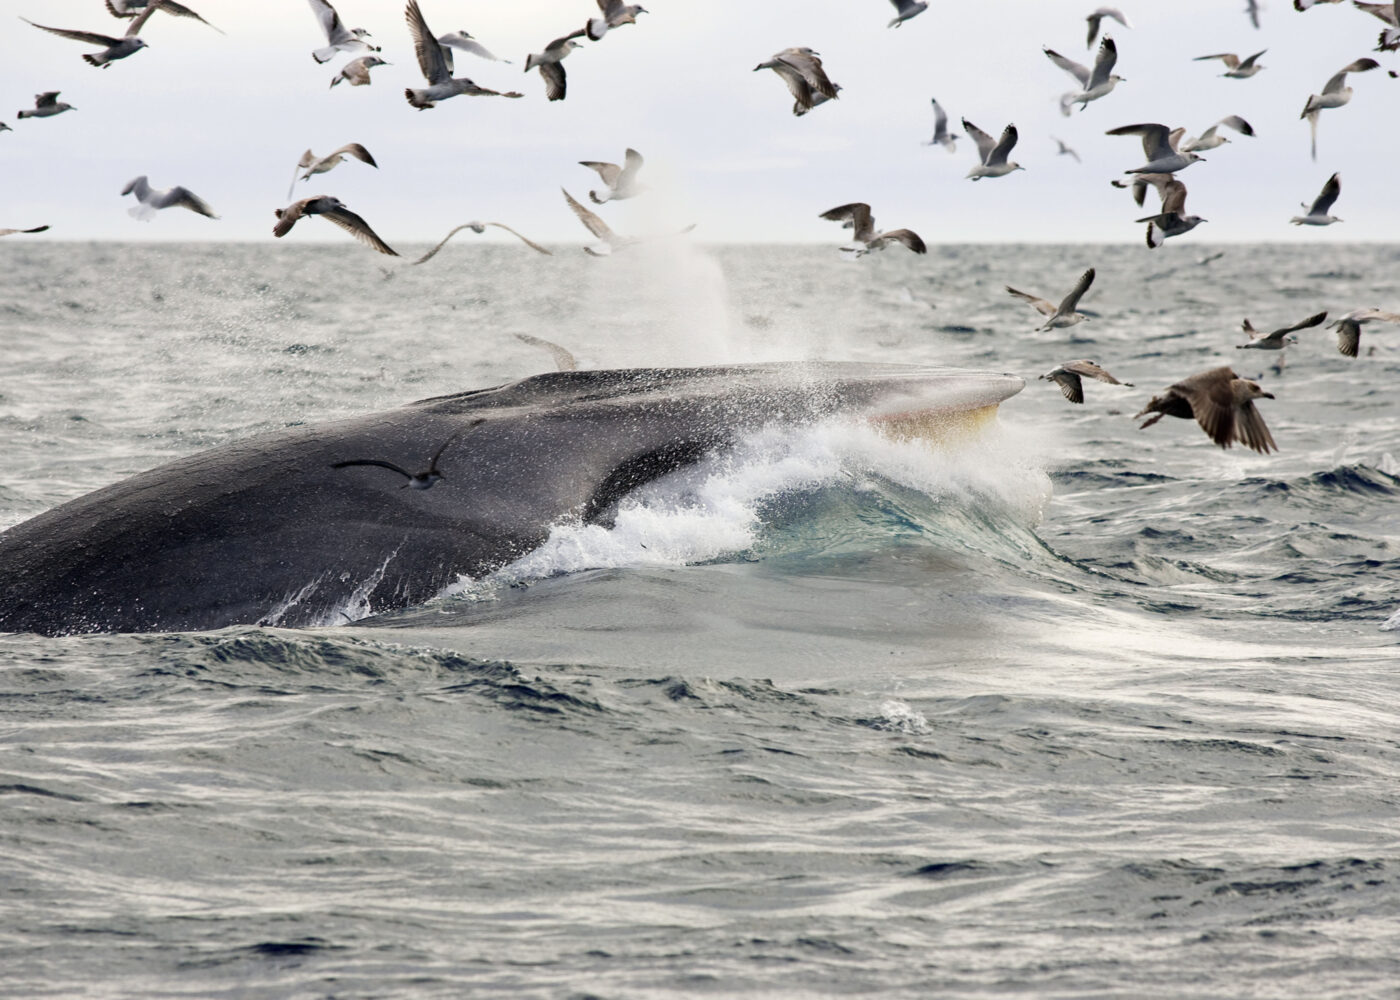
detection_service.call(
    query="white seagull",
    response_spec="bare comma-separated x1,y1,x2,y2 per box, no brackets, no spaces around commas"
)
404,0,523,109
1108,122,1204,174
273,196,398,256
21,6,156,67
436,30,510,72
586,0,647,41
525,31,586,101
288,143,377,200
1291,172,1343,225
964,120,1024,180
1052,136,1081,162
579,148,646,204
925,98,959,152
307,0,378,64
888,0,929,28
1006,267,1096,330
122,176,219,221
1180,115,1255,152
414,222,552,262
1039,360,1132,403
818,202,927,257
1301,57,1381,161
1236,311,1328,350
1045,36,1125,114
17,92,76,119
1193,50,1267,78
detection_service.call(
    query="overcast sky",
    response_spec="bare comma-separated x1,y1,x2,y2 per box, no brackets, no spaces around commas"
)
2,0,1397,245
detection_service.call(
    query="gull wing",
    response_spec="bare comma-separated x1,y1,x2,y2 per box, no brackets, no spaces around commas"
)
962,118,996,162
330,142,377,167
931,98,949,135
1106,122,1174,160
144,1,222,33
406,0,450,84
1043,47,1091,87
1194,53,1242,68
1307,172,1342,215
779,50,838,99
620,148,645,181
1048,369,1085,403
159,185,219,218
20,19,124,47
516,333,578,371
1086,7,1130,47
579,160,622,187
882,229,926,253
1239,49,1267,67
1333,319,1362,357
1271,310,1329,339
1172,367,1240,448
309,0,353,45
0,226,50,236
1057,267,1096,313
1216,115,1255,136
439,32,508,63
987,124,1019,165
562,188,615,241
1006,286,1057,316
485,223,552,255
320,204,399,256
1087,36,1119,90
1231,386,1277,453
1323,57,1380,92
538,61,567,101
35,91,62,107
1063,359,1130,386
820,202,875,243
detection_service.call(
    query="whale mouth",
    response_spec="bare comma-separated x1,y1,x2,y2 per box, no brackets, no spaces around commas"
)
867,403,1003,445
847,368,1025,445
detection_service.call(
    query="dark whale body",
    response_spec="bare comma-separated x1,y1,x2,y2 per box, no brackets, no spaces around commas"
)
0,362,1022,636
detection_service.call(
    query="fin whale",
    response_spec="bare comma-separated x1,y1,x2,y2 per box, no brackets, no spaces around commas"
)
0,362,1022,636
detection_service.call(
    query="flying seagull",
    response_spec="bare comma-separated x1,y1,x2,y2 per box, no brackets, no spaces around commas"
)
818,203,927,257
1085,6,1131,46
1236,311,1329,350
1353,1,1399,52
925,98,959,152
964,120,1024,179
1180,115,1255,152
1193,50,1267,78
1135,366,1277,453
1301,57,1381,160
525,31,586,101
21,6,157,67
516,333,578,371
1137,179,1206,248
17,92,76,119
105,0,222,33
331,421,484,490
413,222,552,262
754,47,839,114
1107,122,1204,174
436,30,510,72
586,0,647,40
1291,172,1343,225
1245,0,1262,28
561,188,693,256
1052,136,1081,162
404,0,523,108
1007,268,1096,330
289,143,377,200
0,226,49,237
888,0,929,28
579,148,645,204
307,0,378,63
1045,36,1125,114
1039,359,1132,403
331,55,390,88
1329,308,1400,357
122,176,219,221
273,196,398,256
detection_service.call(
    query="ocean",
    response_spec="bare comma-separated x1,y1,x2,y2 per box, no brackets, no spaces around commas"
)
2,241,1399,998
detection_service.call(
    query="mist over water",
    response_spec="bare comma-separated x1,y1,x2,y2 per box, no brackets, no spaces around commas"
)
2,242,1400,998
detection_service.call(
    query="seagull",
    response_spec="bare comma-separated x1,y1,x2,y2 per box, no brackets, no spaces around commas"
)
1245,0,1262,27
964,120,1024,180
404,0,523,108
21,6,157,67
1107,122,1204,174
0,123,9,133
754,47,839,114
925,98,959,152
525,31,586,101
1236,311,1328,350
1085,7,1131,46
1353,1,1399,51
1180,115,1255,152
331,55,390,88
1006,268,1096,330
0,225,49,237
413,222,552,262
331,421,483,490
1045,36,1125,114
1301,57,1381,160
561,188,693,256
437,30,510,72
1135,366,1277,453
586,0,647,41
1136,179,1206,248
105,0,221,33
1193,50,1267,78
516,333,578,371
121,176,219,221
888,0,929,28
289,143,377,200
1052,136,1081,162
579,148,645,204
1039,359,1132,403
1329,308,1400,357
818,203,927,257
1291,172,1343,225
1111,171,1175,207
273,196,398,256
17,92,76,119
307,0,378,64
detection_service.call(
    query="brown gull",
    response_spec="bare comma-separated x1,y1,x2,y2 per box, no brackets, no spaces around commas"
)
1135,366,1277,453
515,334,577,372
289,143,377,200
404,1,522,109
1193,50,1267,78
273,196,398,256
818,203,926,257
1136,179,1207,248
413,222,552,263
1039,360,1131,404
754,48,838,114
331,55,390,88
1007,268,1096,330
1329,308,1400,357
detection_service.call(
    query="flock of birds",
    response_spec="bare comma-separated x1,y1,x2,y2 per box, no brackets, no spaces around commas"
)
4,0,1400,458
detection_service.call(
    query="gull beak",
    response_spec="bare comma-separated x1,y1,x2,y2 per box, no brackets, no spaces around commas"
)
1262,392,1275,399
